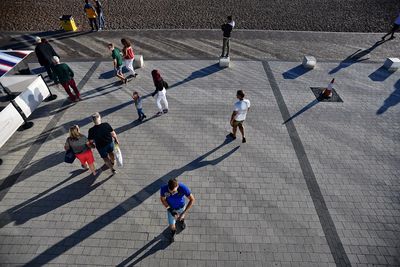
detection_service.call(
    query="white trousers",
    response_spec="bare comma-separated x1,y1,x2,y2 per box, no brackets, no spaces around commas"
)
124,58,136,76
156,89,168,112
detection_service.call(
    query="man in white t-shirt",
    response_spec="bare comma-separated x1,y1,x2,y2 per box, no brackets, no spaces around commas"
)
229,90,250,143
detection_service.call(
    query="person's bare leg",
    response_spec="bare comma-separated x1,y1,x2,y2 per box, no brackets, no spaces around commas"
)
103,157,114,170
88,163,97,175
232,125,238,137
238,125,245,138
108,152,115,166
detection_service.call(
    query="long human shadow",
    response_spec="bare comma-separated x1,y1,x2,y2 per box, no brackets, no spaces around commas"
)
115,115,159,134
0,30,92,51
283,99,320,124
377,79,400,115
329,40,387,74
0,172,110,228
0,169,85,227
0,152,65,193
6,99,133,154
368,66,394,82
117,228,174,267
21,138,239,266
168,63,222,89
282,64,312,79
99,69,130,79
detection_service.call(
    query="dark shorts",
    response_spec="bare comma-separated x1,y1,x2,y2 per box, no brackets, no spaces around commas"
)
393,24,400,31
97,142,114,158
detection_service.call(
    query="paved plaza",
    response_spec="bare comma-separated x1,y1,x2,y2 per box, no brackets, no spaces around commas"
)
0,31,399,266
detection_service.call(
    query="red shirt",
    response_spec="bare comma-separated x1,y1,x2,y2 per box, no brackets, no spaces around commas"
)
124,47,134,59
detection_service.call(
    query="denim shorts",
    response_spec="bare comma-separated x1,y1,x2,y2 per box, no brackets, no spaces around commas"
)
167,206,185,225
97,142,114,158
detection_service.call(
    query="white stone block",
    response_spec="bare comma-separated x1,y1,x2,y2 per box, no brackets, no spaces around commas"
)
383,58,400,72
134,55,144,69
302,56,316,69
219,57,230,68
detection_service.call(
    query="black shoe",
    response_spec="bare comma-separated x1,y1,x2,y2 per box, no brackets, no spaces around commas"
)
111,169,117,175
228,133,236,140
156,111,163,116
180,219,186,230
170,229,176,242
134,73,138,77
242,137,246,143
143,115,147,119
389,36,396,40
163,109,168,113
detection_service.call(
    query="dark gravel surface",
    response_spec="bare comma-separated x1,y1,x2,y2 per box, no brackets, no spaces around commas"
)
0,0,399,32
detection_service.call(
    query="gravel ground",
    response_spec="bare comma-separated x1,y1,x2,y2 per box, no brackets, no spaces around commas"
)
0,0,399,32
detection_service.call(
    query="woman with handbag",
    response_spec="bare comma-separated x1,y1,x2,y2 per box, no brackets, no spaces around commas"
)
65,125,97,176
121,38,137,79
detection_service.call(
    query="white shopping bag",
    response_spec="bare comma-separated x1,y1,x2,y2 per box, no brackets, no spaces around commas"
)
114,144,123,167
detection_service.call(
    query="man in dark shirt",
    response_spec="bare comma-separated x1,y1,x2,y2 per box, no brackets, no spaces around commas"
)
220,15,235,58
160,178,195,242
34,37,59,82
88,112,120,174
52,56,81,102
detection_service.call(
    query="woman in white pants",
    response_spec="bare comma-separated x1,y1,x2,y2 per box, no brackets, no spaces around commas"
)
151,69,169,115
121,38,137,78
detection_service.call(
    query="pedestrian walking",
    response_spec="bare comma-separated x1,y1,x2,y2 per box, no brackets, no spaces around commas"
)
132,91,146,121
220,15,235,58
229,90,250,143
382,12,400,40
65,125,97,176
84,0,98,31
107,43,127,84
121,38,138,79
95,0,105,30
88,112,119,175
160,178,195,242
34,37,59,82
52,56,81,102
151,69,169,115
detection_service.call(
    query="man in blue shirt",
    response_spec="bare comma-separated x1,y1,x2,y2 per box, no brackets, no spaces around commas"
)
160,179,195,242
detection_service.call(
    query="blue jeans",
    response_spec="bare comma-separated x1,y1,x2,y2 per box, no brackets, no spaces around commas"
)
167,206,185,225
98,12,105,29
137,108,145,118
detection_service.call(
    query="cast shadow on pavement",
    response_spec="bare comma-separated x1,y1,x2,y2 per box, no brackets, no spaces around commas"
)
0,151,65,194
115,115,159,134
283,99,320,124
368,66,394,82
282,64,312,79
0,172,111,228
21,138,239,266
168,63,222,89
117,227,179,267
376,79,400,115
329,40,387,75
99,68,130,79
0,30,92,51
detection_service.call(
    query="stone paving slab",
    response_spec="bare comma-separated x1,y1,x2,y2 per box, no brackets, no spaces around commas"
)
0,58,399,266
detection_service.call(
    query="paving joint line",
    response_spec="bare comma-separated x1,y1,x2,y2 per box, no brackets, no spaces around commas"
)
262,60,351,267
0,61,101,202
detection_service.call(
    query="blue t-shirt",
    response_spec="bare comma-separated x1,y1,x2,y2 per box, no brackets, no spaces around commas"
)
160,183,191,209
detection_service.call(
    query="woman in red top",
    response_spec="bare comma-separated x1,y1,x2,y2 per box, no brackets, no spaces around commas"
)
121,38,137,78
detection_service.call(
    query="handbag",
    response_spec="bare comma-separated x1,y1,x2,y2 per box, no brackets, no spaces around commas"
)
114,143,123,167
64,139,76,164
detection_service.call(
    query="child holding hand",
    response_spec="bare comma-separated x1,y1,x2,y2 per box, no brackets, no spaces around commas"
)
132,91,146,121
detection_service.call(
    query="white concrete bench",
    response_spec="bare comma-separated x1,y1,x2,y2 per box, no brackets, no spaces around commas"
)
383,58,400,72
219,57,230,68
134,55,144,69
302,56,316,69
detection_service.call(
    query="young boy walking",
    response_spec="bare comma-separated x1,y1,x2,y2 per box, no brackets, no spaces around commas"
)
132,91,146,121
107,43,127,84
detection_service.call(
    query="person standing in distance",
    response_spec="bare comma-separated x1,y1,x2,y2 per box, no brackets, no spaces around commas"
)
88,112,119,175
382,12,400,40
220,15,235,58
95,0,105,30
229,90,250,143
160,178,195,242
84,0,98,31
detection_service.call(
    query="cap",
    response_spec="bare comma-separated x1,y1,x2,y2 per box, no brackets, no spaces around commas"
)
34,36,41,43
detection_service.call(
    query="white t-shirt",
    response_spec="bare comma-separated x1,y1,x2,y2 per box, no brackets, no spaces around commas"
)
234,99,250,121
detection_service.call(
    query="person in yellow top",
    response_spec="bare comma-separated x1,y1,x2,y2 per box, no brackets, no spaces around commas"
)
84,0,98,31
